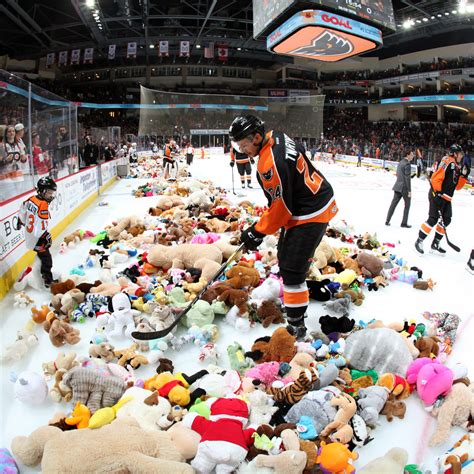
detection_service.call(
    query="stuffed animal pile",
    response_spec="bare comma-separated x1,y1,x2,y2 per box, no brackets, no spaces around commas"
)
4,168,469,474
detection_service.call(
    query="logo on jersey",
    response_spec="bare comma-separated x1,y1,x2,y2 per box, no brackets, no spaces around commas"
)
262,169,273,181
289,31,353,57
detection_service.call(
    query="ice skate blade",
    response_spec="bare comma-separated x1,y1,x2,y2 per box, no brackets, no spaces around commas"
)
430,249,446,257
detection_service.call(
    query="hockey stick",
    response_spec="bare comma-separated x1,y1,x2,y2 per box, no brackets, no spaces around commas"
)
131,243,245,340
429,183,460,253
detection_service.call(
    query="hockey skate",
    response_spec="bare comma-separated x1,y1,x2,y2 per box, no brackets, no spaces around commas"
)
467,259,474,275
430,240,446,256
414,238,424,255
286,323,307,341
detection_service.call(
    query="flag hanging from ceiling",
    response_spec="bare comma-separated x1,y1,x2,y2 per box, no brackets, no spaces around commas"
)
83,48,94,64
108,44,116,60
46,53,55,68
159,40,169,57
204,41,214,59
70,49,80,65
58,51,68,65
127,42,137,58
180,41,190,57
217,43,228,61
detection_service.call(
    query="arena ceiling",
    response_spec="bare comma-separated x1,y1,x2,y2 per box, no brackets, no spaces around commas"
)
0,0,472,62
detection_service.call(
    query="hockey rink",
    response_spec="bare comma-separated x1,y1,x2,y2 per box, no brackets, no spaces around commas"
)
1,153,473,473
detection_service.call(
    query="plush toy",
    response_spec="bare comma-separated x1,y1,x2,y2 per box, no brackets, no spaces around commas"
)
88,396,132,429
43,313,81,347
107,292,139,338
269,368,319,406
225,262,260,289
42,352,78,377
145,371,193,407
357,386,390,426
312,240,337,269
256,301,285,328
106,216,145,241
114,343,149,369
65,402,91,429
245,327,297,364
376,373,411,400
183,300,216,328
11,371,48,405
307,279,332,302
49,369,73,403
333,269,358,286
320,393,357,444
198,343,219,365
218,288,249,316
13,291,35,308
380,399,406,422
297,416,318,440
437,434,474,474
1,329,38,363
335,288,364,306
406,358,454,406
11,418,194,473
359,448,408,474
287,353,316,381
254,451,307,474
227,342,254,374
31,305,50,324
413,278,436,291
429,381,474,446
0,448,19,473
246,390,279,427
423,312,461,346
344,328,414,376
250,278,281,306
319,315,355,336
324,294,351,316
316,441,358,474
116,386,172,431
13,265,45,292
88,342,115,362
245,362,291,388
183,398,256,473
61,366,125,413
415,336,440,358
147,241,238,281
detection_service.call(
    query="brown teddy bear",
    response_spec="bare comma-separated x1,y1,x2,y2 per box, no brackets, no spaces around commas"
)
42,352,78,376
335,289,364,306
225,261,260,289
342,256,361,274
256,300,285,328
43,313,81,347
415,336,440,358
76,280,102,294
156,358,174,374
217,288,249,315
313,240,337,269
50,279,76,295
201,283,231,303
381,399,406,422
89,343,116,362
245,327,297,364
356,252,384,278
114,343,149,369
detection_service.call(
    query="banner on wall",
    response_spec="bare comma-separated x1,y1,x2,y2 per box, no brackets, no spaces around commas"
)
46,52,55,68
108,44,116,60
83,48,94,64
70,49,80,65
180,41,190,57
159,41,169,57
58,51,68,65
127,42,137,58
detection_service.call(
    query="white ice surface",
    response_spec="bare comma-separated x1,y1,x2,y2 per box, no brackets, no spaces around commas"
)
1,154,473,472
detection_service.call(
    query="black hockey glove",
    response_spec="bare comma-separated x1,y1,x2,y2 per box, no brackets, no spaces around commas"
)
14,218,24,231
432,192,444,208
240,224,264,251
230,161,235,167
35,231,52,252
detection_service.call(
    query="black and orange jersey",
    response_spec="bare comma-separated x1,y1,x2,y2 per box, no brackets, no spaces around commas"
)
254,131,338,235
18,195,50,249
163,144,176,160
431,155,467,202
230,147,250,164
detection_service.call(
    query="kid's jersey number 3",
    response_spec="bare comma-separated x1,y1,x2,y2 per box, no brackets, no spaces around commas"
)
26,213,46,233
296,155,322,194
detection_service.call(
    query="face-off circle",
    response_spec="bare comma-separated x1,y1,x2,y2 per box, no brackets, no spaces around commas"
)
267,10,383,62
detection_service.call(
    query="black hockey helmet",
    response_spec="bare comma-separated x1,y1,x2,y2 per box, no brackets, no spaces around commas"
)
449,144,463,155
229,115,265,141
36,176,57,201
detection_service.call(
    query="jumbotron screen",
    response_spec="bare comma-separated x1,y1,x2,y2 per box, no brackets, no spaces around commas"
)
253,0,396,38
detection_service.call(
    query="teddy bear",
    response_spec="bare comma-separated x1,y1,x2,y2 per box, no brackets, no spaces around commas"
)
13,264,45,292
50,279,76,296
320,393,357,444
429,381,474,446
246,390,279,427
217,288,249,316
256,300,285,328
107,292,139,338
183,398,255,473
245,327,297,364
114,343,149,369
357,386,390,427
225,262,260,289
13,291,35,308
106,216,145,241
43,313,81,347
380,399,406,422
11,418,194,473
0,328,38,363
356,252,383,278
60,366,126,414
88,343,116,362
269,368,320,406
335,288,364,306
42,352,78,377
249,277,281,307
415,336,440,358
254,451,307,474
49,369,73,403
51,289,85,319
147,241,238,282
341,256,361,274
313,240,337,269
359,448,408,474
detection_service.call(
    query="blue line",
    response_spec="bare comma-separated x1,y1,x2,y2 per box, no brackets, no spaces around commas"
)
0,81,268,111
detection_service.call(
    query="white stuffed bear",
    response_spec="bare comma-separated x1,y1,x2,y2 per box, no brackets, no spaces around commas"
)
13,292,35,308
1,329,38,363
116,386,172,431
108,292,139,338
250,278,281,308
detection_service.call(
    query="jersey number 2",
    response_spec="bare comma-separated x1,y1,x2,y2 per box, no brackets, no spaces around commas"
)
296,155,322,194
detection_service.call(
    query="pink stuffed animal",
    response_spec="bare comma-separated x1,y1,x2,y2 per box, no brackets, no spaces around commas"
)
406,358,454,406
245,362,292,387
191,233,220,244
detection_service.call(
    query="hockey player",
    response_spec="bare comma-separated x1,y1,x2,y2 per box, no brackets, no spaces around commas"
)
230,146,254,188
163,139,179,180
16,177,57,287
229,115,338,340
415,144,469,255
185,143,195,166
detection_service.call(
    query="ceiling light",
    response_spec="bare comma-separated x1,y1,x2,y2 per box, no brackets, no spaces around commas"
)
149,44,155,48
452,9,458,13
423,17,428,21
196,44,201,48
431,15,435,19
86,0,94,8
445,12,450,15
403,19,414,28
437,13,442,17
416,19,421,23
237,47,241,51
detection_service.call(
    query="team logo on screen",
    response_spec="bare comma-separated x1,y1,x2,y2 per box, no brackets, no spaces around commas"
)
289,30,353,57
